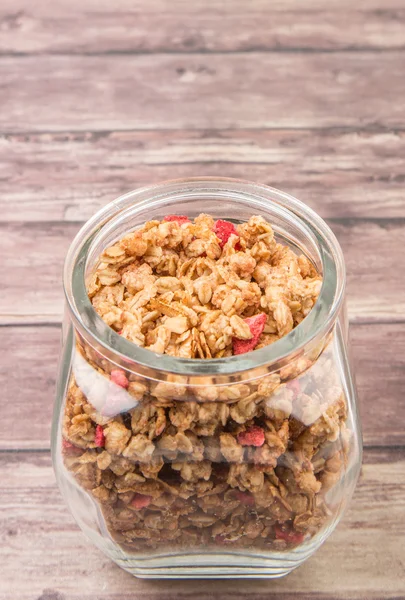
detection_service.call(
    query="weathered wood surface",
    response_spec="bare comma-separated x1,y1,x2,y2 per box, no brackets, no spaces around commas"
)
1,323,404,450
1,220,403,324
2,53,405,132
1,0,405,54
2,129,405,222
1,449,404,600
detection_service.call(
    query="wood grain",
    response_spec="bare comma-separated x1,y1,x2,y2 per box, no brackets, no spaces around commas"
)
1,0,405,54
0,326,60,450
2,129,405,222
1,53,405,133
0,449,404,599
1,323,404,450
0,220,403,324
1,2,404,597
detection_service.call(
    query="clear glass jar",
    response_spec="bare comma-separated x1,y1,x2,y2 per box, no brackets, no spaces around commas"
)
52,178,362,579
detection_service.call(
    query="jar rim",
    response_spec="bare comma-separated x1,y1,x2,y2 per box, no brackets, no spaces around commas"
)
63,177,346,378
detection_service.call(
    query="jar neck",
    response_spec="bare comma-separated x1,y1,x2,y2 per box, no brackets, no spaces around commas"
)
64,177,345,383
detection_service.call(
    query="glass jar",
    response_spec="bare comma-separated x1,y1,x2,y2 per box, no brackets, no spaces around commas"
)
52,177,362,579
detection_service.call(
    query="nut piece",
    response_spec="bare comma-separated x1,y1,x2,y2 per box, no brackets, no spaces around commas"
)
104,422,131,455
123,434,155,462
230,315,253,340
164,316,189,334
220,434,244,463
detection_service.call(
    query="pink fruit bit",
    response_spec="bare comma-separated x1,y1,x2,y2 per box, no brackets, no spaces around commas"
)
94,425,105,448
275,524,304,544
213,219,240,248
163,215,190,224
130,493,152,510
110,369,129,388
62,439,74,450
235,491,255,506
237,425,265,447
62,439,81,454
232,313,267,355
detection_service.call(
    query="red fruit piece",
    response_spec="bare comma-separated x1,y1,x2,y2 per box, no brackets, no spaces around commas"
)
163,215,190,224
110,369,129,388
94,425,105,448
62,439,82,454
130,493,152,510
237,425,265,447
275,524,304,545
286,379,301,398
235,491,255,506
213,219,240,248
232,313,267,355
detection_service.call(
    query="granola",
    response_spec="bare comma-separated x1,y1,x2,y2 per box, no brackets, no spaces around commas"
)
62,214,350,554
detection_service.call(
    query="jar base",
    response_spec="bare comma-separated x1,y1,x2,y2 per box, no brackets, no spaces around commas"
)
112,550,312,579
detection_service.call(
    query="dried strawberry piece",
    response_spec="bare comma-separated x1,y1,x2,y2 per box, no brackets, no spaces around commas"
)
232,313,267,355
94,425,105,448
237,425,265,447
286,379,301,398
213,219,240,248
235,491,255,506
130,493,152,510
163,215,190,224
275,523,304,545
62,439,82,454
110,369,129,389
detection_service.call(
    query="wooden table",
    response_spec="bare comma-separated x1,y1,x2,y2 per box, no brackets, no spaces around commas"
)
1,1,405,598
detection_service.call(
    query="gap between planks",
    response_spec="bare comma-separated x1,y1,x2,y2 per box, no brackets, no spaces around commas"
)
2,47,405,58
3,125,405,135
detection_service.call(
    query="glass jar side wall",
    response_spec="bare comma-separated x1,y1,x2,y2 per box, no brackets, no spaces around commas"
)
54,179,359,578
52,316,361,577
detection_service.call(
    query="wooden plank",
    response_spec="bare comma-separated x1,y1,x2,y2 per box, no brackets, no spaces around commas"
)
1,323,404,450
0,326,61,450
332,219,405,322
1,53,405,132
2,129,405,222
350,323,405,448
0,222,70,324
0,449,404,599
1,220,404,324
1,0,405,54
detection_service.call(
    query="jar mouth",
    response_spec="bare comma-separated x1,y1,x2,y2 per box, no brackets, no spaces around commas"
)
64,177,345,378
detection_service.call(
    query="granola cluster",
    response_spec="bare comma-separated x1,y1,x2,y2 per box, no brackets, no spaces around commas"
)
87,214,322,357
62,214,349,554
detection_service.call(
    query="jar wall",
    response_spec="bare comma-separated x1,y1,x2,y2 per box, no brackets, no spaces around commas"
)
52,315,361,578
